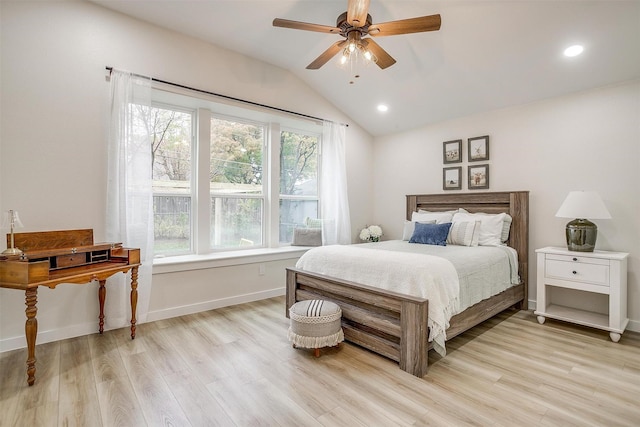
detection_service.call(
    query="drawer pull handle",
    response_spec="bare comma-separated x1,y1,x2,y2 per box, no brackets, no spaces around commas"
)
572,271,577,275
572,257,578,261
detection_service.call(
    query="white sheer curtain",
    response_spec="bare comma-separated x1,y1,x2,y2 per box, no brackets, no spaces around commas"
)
105,70,154,327
321,121,352,245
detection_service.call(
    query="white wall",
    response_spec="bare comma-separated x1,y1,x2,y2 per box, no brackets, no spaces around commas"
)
0,1,374,351
373,80,640,330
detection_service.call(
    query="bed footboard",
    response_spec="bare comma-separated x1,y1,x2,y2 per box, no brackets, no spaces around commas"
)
286,267,429,377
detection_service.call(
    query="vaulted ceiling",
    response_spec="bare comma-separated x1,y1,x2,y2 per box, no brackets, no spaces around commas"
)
89,1,640,136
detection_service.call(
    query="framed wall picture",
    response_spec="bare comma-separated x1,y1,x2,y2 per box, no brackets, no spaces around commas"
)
468,135,489,162
443,139,462,164
468,164,489,190
443,166,462,190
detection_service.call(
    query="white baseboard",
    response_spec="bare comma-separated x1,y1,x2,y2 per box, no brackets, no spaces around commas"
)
627,319,640,333
145,287,285,323
0,288,286,353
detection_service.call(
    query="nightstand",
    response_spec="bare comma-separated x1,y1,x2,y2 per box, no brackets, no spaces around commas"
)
535,246,629,342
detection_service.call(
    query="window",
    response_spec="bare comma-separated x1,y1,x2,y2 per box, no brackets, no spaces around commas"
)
210,116,265,249
279,130,319,243
142,88,322,257
145,104,194,256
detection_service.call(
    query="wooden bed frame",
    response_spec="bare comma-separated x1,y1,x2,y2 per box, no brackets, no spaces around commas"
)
286,191,529,377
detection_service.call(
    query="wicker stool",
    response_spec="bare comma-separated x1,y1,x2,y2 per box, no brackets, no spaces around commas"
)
288,299,344,357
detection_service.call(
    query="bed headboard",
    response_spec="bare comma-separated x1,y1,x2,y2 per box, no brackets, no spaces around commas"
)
406,191,529,306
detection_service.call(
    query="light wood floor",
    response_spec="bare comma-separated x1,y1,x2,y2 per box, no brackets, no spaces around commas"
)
1,296,639,427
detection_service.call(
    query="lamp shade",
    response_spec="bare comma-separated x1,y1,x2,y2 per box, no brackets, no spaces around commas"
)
555,191,611,219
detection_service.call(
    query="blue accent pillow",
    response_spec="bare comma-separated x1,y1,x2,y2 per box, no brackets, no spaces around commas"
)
409,222,452,246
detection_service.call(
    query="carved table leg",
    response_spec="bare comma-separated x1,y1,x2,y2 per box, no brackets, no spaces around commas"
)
25,287,38,386
98,280,106,334
130,266,138,339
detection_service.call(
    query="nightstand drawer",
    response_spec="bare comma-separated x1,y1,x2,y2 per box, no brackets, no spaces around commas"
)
546,253,610,266
545,259,609,286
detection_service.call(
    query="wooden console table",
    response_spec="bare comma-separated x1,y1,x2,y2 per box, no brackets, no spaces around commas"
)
0,229,140,386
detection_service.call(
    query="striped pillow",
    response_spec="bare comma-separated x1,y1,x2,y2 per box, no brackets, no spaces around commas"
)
402,219,436,240
446,221,481,246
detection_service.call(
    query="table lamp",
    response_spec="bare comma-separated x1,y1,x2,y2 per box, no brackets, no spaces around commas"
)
2,209,24,255
555,191,611,252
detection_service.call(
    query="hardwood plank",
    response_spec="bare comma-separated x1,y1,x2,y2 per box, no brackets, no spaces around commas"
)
138,324,190,377
95,376,147,427
317,406,369,427
119,351,191,426
207,377,282,426
12,340,60,424
0,348,31,427
284,352,417,426
163,369,237,427
87,330,129,384
58,337,102,427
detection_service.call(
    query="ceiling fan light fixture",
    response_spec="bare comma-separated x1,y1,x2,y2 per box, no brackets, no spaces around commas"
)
363,49,376,63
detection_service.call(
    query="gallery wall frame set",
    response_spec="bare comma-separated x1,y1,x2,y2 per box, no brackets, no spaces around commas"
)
442,135,490,190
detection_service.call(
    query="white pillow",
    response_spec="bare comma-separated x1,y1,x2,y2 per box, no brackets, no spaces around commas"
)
501,214,513,243
452,212,507,246
456,209,513,243
411,211,454,224
402,220,436,240
446,221,481,246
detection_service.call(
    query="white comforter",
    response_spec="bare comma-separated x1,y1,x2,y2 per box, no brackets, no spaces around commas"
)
295,244,460,356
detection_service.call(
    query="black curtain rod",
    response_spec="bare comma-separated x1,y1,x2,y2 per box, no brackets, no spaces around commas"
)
105,66,348,127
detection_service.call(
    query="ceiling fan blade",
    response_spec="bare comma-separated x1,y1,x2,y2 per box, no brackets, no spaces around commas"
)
369,14,441,36
306,40,348,70
361,38,396,69
273,18,340,34
347,0,370,28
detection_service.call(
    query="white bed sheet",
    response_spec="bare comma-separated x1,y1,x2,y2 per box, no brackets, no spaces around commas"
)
361,240,520,312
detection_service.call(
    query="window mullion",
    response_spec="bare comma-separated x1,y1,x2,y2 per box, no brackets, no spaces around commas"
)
196,108,211,254
267,123,281,248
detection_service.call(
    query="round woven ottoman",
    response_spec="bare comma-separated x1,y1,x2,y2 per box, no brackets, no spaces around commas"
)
288,299,344,357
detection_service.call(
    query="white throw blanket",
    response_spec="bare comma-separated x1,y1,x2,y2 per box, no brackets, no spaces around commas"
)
295,245,460,356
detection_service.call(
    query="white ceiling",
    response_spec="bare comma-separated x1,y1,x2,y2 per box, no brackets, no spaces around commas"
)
89,0,640,136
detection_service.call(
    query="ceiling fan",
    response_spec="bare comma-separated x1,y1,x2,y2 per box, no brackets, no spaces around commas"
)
272,0,441,70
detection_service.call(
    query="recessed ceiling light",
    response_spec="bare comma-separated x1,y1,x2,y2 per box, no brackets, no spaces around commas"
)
564,45,584,57
377,104,388,112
